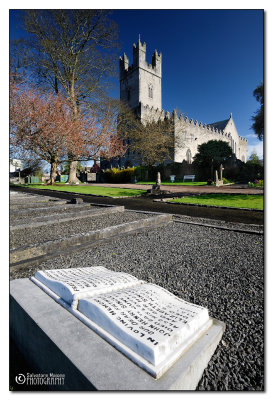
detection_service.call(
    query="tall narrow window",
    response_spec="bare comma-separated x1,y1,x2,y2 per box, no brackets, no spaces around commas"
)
127,88,131,101
186,149,192,164
148,84,153,99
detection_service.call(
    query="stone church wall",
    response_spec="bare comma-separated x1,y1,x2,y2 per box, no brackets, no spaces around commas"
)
119,39,248,166
137,103,247,164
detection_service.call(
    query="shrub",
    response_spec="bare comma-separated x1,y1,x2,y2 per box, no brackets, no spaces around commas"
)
248,179,264,188
222,177,234,184
103,167,137,183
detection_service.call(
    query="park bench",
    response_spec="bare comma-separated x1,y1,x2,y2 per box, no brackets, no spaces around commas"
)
183,175,195,182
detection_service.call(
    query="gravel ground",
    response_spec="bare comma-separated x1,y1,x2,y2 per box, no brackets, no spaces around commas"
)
10,201,64,210
10,211,150,248
10,221,264,391
10,204,95,222
173,214,264,233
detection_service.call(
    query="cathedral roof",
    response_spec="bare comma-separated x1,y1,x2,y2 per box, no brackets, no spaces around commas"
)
207,118,229,131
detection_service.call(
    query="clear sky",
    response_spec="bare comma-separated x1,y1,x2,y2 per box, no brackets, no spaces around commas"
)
111,9,264,159
9,8,264,159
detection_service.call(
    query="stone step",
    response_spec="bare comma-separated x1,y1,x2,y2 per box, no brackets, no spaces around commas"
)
10,202,90,216
10,211,151,248
10,193,58,202
10,200,67,209
10,206,125,231
10,214,172,267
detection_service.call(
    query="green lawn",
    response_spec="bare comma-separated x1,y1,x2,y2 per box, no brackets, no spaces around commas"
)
169,194,263,210
18,184,146,198
136,181,207,186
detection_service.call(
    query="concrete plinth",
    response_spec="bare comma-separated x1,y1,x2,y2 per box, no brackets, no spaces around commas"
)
10,278,225,391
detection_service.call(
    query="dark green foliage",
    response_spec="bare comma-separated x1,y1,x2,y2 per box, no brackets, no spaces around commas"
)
193,140,232,179
251,83,264,141
224,158,263,183
103,167,137,183
133,162,198,182
62,161,82,175
19,159,44,178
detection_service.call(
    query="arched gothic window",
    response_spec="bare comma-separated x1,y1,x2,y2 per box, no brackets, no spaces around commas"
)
148,84,153,99
186,149,192,164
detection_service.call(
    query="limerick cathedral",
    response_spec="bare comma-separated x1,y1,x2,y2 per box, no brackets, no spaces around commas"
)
118,37,248,166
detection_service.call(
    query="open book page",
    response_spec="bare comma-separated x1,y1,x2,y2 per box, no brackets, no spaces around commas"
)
77,283,210,367
34,267,142,305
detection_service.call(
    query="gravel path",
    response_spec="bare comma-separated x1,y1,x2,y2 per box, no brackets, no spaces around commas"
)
10,211,149,248
10,221,264,391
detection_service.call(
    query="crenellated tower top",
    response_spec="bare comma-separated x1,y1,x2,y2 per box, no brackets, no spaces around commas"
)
119,37,162,111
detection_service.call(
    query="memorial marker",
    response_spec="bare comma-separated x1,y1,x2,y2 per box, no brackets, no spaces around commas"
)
31,267,214,378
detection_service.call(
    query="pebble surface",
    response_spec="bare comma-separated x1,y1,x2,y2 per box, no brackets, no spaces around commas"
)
10,211,150,248
10,219,264,390
174,214,264,233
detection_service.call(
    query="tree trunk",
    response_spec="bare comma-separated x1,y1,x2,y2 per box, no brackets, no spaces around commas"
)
67,79,81,184
67,160,80,184
48,159,58,185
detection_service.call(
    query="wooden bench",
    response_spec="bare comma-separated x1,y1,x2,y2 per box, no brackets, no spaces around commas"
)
183,175,195,182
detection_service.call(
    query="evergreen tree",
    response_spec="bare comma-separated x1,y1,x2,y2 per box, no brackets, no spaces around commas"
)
193,140,233,179
251,82,264,141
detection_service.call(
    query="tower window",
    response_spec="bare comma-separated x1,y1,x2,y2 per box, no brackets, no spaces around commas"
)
127,88,131,101
186,149,192,164
148,84,153,99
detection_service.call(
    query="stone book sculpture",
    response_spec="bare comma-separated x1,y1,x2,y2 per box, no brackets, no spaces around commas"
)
31,267,213,378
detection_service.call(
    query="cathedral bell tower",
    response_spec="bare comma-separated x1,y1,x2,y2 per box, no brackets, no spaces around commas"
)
119,37,162,114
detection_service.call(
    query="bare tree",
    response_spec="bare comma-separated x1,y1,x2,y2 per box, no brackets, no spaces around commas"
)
10,82,126,184
12,10,120,183
120,107,182,167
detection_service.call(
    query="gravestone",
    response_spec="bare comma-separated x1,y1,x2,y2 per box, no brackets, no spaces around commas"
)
156,171,161,187
220,164,224,181
215,165,224,187
30,266,222,379
10,277,226,390
147,172,168,195
87,172,96,182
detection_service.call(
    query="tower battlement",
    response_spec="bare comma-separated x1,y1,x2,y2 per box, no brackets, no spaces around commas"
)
120,37,162,110
120,38,162,80
118,38,248,167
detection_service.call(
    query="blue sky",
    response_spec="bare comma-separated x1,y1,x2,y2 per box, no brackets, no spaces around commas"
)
111,9,264,159
10,8,264,160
